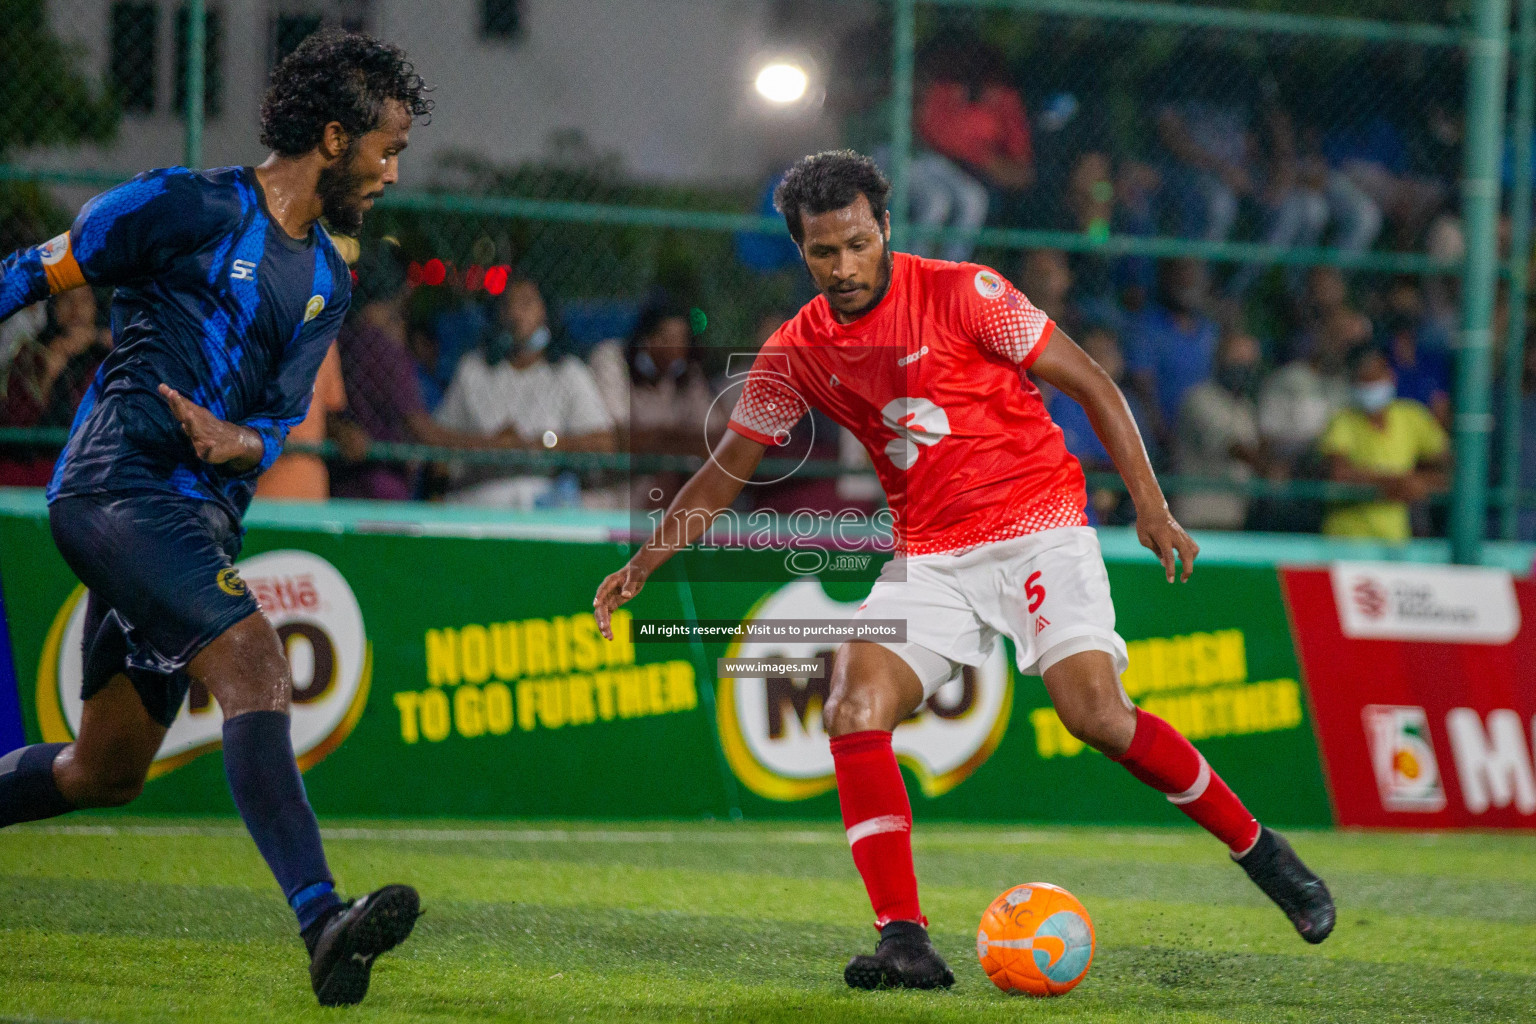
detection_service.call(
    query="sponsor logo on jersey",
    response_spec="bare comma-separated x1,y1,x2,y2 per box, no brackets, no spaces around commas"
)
230,258,258,282
716,578,1012,801
896,345,930,367
36,550,371,778
974,269,1005,299
38,233,70,266
1330,562,1520,643
1363,704,1446,812
304,294,326,323
881,397,951,469
216,567,248,597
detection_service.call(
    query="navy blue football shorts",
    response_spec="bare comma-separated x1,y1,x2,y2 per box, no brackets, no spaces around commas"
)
48,493,259,728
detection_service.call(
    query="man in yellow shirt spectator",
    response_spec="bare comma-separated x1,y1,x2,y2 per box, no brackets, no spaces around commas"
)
1319,347,1449,541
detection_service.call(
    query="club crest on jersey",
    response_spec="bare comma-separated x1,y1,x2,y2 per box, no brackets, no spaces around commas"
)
216,567,248,597
38,233,70,265
304,295,326,323
974,269,1005,299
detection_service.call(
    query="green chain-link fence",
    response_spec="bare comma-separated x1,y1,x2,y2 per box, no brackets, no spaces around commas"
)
0,0,1531,559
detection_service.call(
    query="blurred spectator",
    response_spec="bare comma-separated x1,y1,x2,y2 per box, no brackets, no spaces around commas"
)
1379,279,1451,426
333,243,513,501
1154,49,1269,244
1287,266,1352,363
435,278,616,508
1016,249,1077,331
0,304,46,375
590,301,720,508
1319,347,1449,541
254,342,348,501
1155,46,1371,295
1258,307,1364,468
1047,153,1160,326
1173,332,1263,530
736,169,803,275
899,39,1034,263
1123,258,1219,442
1047,324,1157,523
407,314,447,412
591,302,716,456
1322,113,1444,249
1,289,111,487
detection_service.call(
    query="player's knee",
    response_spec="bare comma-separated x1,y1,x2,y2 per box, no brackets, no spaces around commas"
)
192,613,294,716
823,679,885,737
1056,691,1136,756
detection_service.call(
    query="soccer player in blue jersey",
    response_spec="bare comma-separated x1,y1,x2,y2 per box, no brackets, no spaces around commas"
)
0,32,431,1005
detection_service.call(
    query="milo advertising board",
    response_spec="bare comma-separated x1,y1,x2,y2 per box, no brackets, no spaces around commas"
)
0,504,1331,825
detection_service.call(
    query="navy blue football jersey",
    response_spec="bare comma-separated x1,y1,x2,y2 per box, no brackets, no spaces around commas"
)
0,165,351,520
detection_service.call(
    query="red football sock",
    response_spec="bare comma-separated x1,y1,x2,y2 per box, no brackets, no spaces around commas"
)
830,730,924,928
1111,709,1261,855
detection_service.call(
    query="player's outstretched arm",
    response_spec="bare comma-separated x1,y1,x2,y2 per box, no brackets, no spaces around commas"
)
593,429,764,640
1030,329,1199,583
159,384,267,472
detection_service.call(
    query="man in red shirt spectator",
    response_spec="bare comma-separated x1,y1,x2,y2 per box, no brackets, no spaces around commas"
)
904,39,1034,263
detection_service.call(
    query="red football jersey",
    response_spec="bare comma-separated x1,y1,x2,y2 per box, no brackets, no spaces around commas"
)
728,252,1088,556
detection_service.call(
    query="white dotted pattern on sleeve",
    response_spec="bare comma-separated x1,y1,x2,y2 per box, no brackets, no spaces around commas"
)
728,370,805,442
974,287,1052,365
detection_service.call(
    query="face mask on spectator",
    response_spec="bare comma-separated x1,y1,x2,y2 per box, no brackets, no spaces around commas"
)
520,325,552,356
1352,380,1396,414
485,324,551,364
635,350,687,380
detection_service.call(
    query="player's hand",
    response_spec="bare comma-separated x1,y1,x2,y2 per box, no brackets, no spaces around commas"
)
593,564,648,640
1137,507,1199,583
159,384,262,469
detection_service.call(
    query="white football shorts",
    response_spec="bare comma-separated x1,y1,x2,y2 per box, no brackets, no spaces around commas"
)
854,525,1129,697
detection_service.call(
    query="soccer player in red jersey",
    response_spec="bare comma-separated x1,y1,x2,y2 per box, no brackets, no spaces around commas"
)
594,151,1333,989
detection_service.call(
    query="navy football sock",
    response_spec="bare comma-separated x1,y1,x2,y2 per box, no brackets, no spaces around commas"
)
222,711,342,931
0,743,73,827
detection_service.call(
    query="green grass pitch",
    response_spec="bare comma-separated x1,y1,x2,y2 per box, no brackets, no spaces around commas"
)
2,817,1534,1023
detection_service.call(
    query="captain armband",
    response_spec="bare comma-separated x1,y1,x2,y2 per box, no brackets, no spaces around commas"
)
36,233,85,294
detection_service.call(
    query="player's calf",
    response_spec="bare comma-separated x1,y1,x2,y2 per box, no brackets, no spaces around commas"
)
57,750,145,807
0,743,73,827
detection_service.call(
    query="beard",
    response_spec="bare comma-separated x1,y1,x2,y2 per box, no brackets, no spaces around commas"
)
317,149,375,233
836,245,895,318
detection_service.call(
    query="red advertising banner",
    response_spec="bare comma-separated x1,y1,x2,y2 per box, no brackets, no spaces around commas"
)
1282,564,1536,829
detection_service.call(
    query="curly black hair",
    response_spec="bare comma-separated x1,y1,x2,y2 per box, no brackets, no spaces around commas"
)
773,150,890,243
260,30,433,156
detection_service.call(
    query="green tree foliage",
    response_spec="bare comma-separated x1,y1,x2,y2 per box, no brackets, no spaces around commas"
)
0,0,118,155
0,0,121,247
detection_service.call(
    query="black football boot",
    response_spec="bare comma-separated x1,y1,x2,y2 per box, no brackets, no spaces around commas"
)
844,919,956,990
1236,826,1336,944
306,884,422,1006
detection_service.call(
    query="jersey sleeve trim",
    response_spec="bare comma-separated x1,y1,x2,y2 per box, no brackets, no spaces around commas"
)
726,419,779,446
1016,318,1055,372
